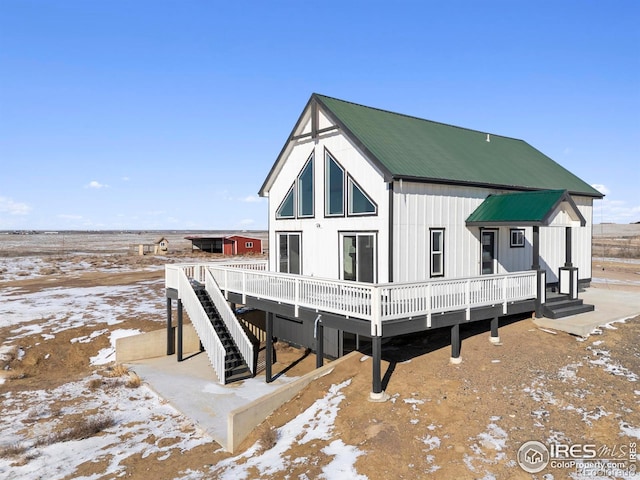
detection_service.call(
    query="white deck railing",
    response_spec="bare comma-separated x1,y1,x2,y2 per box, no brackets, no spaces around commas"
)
167,262,537,336
204,269,255,374
177,268,226,383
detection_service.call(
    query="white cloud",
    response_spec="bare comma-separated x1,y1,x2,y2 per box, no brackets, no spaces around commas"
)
594,198,640,224
241,195,264,203
238,218,255,226
122,176,131,182
85,180,109,189
0,196,31,215
591,184,610,196
58,214,83,220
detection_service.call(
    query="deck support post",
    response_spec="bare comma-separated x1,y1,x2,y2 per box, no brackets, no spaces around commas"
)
265,312,273,383
177,299,184,362
490,317,500,344
166,298,174,355
564,226,573,267
532,226,545,318
369,335,388,402
315,321,324,369
450,323,462,364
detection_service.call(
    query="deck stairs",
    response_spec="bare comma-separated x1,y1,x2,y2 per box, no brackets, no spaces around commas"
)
192,284,254,384
542,291,595,319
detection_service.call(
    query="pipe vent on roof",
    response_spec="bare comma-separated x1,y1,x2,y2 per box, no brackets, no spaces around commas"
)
486,134,491,142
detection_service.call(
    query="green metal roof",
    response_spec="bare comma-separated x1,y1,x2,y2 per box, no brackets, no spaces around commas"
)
313,94,602,197
466,189,586,226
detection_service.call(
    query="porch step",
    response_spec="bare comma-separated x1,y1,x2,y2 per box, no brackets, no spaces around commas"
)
543,295,595,319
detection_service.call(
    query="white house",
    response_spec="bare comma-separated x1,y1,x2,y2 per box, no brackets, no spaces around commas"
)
260,94,601,290
165,94,603,401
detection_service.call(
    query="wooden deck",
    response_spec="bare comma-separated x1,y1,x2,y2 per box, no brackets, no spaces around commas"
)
166,261,537,335
165,261,539,395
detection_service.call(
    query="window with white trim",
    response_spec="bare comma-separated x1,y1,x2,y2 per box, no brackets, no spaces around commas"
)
298,156,314,217
348,177,376,215
510,229,525,248
430,229,444,277
325,152,344,216
278,233,301,274
275,152,314,219
276,185,295,218
340,232,376,283
245,242,253,248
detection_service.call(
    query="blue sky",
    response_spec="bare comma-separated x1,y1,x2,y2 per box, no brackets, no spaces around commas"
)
0,1,638,230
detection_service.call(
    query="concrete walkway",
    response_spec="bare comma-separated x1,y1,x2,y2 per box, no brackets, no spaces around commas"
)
128,353,301,450
533,287,640,337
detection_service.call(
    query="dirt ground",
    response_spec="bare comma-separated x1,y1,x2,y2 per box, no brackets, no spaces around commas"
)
1,230,639,479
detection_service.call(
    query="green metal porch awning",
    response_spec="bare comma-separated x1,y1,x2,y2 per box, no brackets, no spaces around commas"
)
466,190,587,227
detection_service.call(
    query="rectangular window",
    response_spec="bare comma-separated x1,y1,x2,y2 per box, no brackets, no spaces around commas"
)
325,152,344,216
278,233,300,274
510,229,525,248
245,242,253,248
430,229,444,277
341,233,376,283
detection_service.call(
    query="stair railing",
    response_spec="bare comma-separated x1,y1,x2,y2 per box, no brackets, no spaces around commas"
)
205,269,255,374
177,268,227,383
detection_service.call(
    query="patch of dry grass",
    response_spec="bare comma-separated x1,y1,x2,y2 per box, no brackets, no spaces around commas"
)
125,372,141,389
35,415,115,446
87,378,103,390
0,442,28,458
258,426,279,452
105,364,130,378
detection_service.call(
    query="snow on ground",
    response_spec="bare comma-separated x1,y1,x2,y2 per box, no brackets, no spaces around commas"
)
463,418,509,475
90,329,143,365
181,378,367,480
0,374,213,479
0,280,165,342
0,254,165,282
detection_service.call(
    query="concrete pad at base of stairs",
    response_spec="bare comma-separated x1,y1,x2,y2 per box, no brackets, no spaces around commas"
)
127,351,356,452
533,287,640,337
129,353,303,451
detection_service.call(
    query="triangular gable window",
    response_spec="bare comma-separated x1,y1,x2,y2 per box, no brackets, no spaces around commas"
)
275,152,314,219
298,156,314,217
325,152,344,216
348,177,376,215
276,185,295,218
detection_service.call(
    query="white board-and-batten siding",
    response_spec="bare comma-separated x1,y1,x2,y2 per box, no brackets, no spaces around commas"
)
392,182,594,283
539,196,593,282
267,109,595,286
267,122,390,281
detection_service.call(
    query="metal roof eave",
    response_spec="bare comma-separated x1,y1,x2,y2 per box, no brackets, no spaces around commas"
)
465,190,587,228
466,220,546,227
391,175,604,199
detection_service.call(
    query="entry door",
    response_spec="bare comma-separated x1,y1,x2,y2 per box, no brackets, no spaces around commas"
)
481,231,497,275
341,233,375,283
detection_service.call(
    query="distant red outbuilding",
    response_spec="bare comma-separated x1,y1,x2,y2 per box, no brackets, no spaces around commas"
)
185,235,262,255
